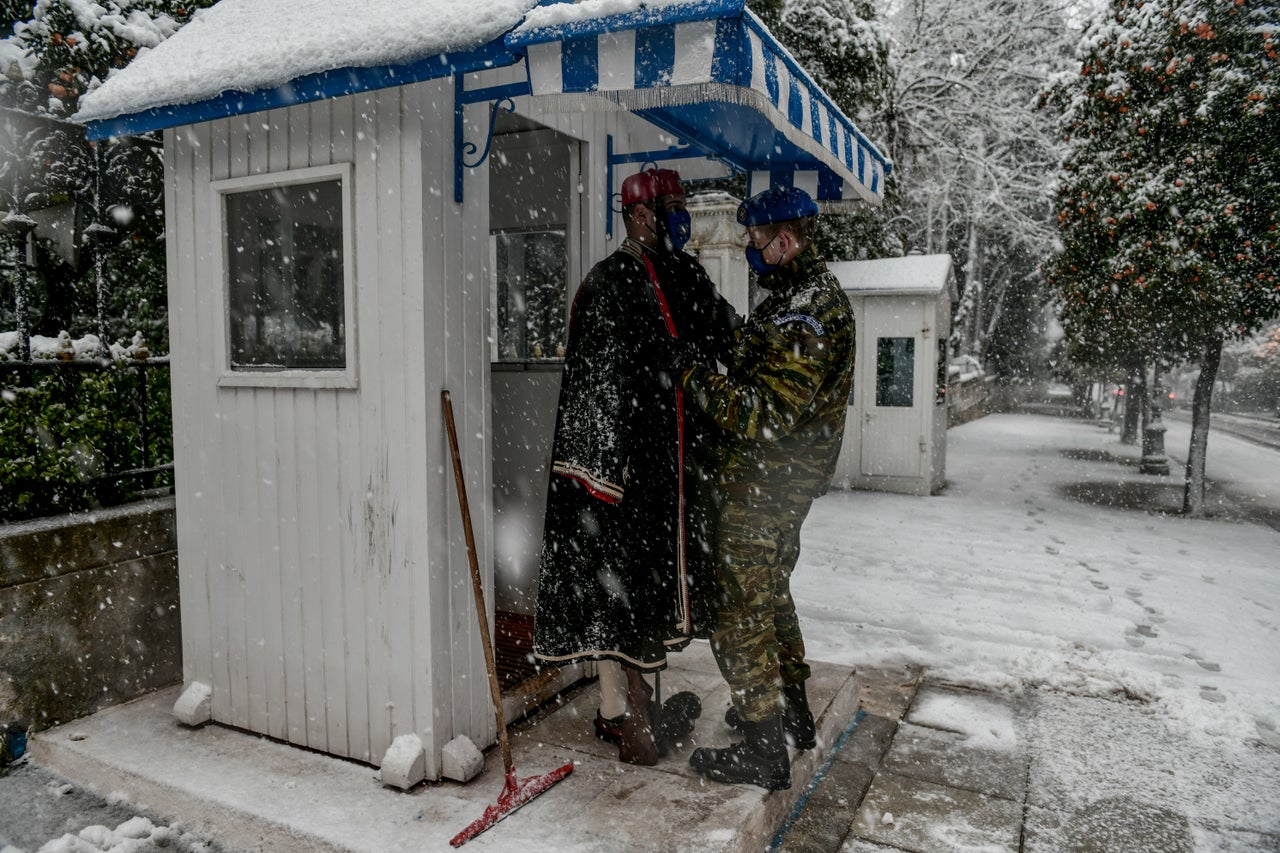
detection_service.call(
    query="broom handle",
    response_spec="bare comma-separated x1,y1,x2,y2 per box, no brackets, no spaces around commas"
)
442,390,514,775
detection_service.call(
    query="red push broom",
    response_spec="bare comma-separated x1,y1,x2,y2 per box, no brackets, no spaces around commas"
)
442,390,574,847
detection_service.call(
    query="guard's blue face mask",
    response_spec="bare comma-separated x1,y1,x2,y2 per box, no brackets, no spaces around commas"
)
744,232,782,275
663,208,692,252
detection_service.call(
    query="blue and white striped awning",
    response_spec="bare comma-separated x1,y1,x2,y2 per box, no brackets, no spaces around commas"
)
507,0,891,208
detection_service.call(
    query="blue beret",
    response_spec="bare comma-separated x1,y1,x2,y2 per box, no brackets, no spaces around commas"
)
736,186,819,226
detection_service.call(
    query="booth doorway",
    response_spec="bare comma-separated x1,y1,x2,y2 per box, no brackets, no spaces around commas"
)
488,116,583,697
859,299,928,480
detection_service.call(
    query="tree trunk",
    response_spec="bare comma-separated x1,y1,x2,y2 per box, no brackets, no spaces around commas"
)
966,213,982,357
1183,332,1223,516
978,270,1010,365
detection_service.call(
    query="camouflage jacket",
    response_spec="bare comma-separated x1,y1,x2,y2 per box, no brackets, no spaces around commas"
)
680,246,854,501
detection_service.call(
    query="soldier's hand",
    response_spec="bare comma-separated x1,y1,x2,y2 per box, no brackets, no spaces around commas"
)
659,334,697,380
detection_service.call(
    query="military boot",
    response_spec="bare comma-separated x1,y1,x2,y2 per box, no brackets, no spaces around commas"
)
689,714,790,790
724,681,816,750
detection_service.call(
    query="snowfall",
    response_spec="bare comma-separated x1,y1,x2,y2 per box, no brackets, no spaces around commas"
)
10,411,1278,852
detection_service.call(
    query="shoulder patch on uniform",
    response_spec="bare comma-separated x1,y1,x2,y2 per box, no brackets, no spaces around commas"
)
775,312,825,335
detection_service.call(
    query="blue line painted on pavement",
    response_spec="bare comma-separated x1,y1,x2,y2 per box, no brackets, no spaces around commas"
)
769,708,868,850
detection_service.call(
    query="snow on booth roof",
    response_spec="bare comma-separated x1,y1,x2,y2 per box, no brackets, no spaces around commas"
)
77,0,890,207
828,255,956,297
75,0,541,124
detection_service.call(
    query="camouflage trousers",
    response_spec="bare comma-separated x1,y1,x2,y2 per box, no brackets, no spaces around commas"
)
709,492,815,724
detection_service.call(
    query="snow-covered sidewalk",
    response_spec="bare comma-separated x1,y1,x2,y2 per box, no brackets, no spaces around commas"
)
798,413,1279,749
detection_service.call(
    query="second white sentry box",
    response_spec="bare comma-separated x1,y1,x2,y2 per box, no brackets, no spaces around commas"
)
830,255,956,496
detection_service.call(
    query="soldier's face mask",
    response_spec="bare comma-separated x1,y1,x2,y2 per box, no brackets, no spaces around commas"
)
660,196,692,252
745,230,782,276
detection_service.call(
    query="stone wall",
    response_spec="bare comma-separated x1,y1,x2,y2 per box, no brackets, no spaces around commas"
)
0,497,180,730
948,374,994,427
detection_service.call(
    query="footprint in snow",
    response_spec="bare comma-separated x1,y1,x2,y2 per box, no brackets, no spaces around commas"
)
1045,546,1060,555
1200,686,1227,704
1090,580,1109,590
1124,624,1156,646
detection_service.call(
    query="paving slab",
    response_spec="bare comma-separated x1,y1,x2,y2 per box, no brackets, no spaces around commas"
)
30,641,868,853
832,713,896,773
883,722,1026,801
1190,825,1280,853
851,667,921,720
774,757,875,853
839,839,914,853
767,668,925,853
847,771,1022,853
1020,687,1280,842
1023,799,1195,853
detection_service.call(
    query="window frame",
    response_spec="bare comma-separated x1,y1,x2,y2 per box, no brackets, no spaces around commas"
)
212,162,358,389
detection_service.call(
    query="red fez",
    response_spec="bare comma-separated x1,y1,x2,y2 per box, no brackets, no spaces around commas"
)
621,171,659,206
651,168,685,197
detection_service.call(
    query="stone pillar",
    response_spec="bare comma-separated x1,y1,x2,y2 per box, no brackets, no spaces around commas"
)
686,191,748,316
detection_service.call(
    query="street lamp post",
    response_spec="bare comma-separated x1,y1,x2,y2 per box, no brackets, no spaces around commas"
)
1140,365,1171,476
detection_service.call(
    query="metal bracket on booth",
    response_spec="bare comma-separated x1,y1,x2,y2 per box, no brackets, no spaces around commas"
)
605,135,722,239
454,77,531,204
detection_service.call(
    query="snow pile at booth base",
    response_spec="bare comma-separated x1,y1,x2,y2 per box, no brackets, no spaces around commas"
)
27,815,214,853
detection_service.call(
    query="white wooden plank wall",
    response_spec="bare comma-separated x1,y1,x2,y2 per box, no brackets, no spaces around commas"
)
166,65,676,771
166,80,490,774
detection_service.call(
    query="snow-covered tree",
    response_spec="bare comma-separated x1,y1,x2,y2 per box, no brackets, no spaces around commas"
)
1045,0,1280,514
2,0,213,351
16,0,192,116
885,0,1076,377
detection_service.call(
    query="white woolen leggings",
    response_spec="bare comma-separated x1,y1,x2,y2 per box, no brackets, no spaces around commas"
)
597,660,629,719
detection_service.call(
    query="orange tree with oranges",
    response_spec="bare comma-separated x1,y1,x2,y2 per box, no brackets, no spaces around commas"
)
1043,0,1279,514
13,1,213,115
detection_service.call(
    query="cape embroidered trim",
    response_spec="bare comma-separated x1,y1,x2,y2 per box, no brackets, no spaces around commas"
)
552,461,624,504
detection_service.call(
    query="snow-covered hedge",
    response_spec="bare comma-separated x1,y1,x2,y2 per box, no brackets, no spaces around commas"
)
0,331,172,521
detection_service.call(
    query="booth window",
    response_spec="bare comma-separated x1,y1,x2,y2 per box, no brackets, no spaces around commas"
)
215,163,355,387
492,229,568,361
875,336,915,407
488,123,577,364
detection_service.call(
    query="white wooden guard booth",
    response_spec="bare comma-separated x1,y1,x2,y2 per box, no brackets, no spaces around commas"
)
78,0,891,786
829,255,955,496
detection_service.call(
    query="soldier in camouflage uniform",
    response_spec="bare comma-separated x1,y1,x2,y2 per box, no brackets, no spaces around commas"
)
673,186,854,790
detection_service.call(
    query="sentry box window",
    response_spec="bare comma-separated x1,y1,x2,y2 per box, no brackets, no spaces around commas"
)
214,164,356,388
875,336,915,407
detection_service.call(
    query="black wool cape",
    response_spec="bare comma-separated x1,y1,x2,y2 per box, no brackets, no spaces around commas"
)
533,240,692,671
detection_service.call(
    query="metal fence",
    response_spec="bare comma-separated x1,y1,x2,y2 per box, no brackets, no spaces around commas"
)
0,347,173,520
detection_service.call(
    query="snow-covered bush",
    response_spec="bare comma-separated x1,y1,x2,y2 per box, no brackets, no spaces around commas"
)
0,341,173,521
